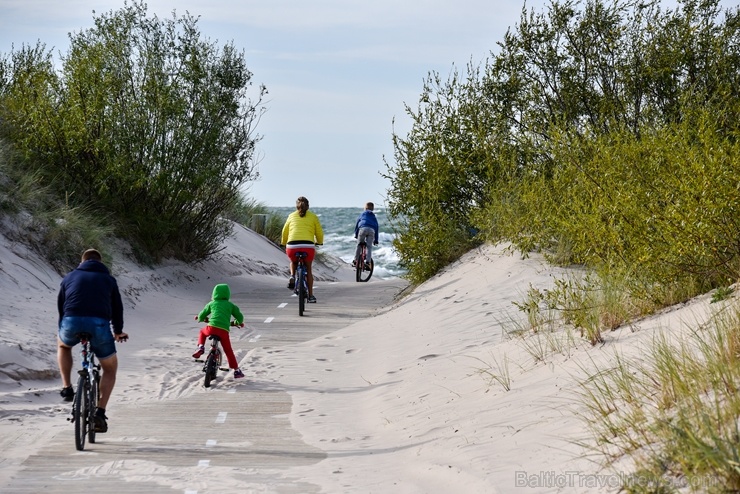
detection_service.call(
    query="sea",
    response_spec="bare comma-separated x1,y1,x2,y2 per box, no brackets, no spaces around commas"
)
268,207,405,280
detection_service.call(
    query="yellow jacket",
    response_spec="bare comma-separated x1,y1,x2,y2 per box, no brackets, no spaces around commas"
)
281,210,324,245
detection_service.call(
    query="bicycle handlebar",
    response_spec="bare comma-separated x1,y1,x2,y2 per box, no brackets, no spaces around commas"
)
195,316,244,328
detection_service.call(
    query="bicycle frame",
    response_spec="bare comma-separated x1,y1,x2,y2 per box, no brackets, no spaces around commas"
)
202,335,224,388
72,333,100,451
295,252,309,316
355,242,374,282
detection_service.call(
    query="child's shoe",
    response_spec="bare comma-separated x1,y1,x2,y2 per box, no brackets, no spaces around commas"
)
234,369,245,379
192,346,205,359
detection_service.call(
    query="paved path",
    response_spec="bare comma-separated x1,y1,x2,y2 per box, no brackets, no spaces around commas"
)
3,277,408,494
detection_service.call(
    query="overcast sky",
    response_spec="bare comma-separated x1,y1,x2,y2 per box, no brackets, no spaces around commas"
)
2,0,735,207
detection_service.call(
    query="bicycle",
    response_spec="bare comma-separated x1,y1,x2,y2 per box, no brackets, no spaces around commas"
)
355,241,374,282
68,332,100,451
295,251,309,316
193,320,243,388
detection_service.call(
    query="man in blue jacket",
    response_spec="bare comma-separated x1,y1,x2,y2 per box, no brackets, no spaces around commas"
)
353,202,379,269
57,248,128,433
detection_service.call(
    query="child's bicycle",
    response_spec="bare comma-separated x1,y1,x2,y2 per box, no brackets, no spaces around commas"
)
67,332,101,451
355,241,374,282
193,320,243,388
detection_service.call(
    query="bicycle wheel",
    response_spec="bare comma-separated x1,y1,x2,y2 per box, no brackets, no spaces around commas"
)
298,266,306,316
355,244,364,282
211,350,221,381
74,374,87,451
357,246,374,282
88,371,99,443
362,259,375,282
204,351,218,388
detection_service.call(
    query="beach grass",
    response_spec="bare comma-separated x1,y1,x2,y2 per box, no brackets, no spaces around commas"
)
470,352,513,391
504,265,740,491
576,297,740,492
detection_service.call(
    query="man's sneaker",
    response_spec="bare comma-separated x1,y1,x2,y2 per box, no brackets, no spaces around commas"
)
192,346,204,359
364,262,372,270
287,276,295,290
94,408,108,433
234,369,245,379
60,386,74,402
308,295,317,303
351,260,357,267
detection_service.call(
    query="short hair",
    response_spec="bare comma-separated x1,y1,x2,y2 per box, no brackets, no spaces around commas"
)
365,202,374,211
81,249,102,262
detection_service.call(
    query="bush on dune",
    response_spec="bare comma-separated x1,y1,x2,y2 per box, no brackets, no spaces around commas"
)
0,1,266,263
386,0,740,302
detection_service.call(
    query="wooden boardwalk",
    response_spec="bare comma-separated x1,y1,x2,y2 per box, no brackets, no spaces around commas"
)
2,277,408,494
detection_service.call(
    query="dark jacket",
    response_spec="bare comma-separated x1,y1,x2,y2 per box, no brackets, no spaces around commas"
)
58,259,124,334
354,210,379,243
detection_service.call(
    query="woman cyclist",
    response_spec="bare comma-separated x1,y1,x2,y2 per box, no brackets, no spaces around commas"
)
281,196,324,303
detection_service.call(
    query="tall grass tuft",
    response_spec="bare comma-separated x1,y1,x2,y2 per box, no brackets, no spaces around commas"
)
0,139,113,272
470,352,513,391
513,270,653,347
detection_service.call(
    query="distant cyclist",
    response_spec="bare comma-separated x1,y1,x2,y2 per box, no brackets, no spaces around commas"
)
57,248,128,433
281,196,324,303
352,202,379,270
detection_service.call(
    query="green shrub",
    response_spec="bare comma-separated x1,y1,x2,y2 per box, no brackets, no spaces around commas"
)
224,195,284,246
0,1,266,262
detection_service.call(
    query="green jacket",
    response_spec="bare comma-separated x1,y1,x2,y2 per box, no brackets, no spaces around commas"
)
197,284,244,331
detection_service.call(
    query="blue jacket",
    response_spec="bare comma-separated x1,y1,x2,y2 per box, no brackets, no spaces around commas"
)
354,210,379,244
58,259,124,334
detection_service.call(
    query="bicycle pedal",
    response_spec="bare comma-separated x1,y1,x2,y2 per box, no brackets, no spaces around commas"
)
219,367,229,372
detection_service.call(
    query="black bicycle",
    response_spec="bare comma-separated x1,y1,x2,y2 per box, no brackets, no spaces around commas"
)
69,332,100,451
194,321,242,388
295,251,309,316
355,241,374,282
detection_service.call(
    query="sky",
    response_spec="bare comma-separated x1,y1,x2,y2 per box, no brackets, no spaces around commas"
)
0,0,531,207
2,0,734,207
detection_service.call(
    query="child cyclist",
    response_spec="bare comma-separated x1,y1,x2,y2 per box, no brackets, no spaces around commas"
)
192,283,246,379
352,201,379,269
